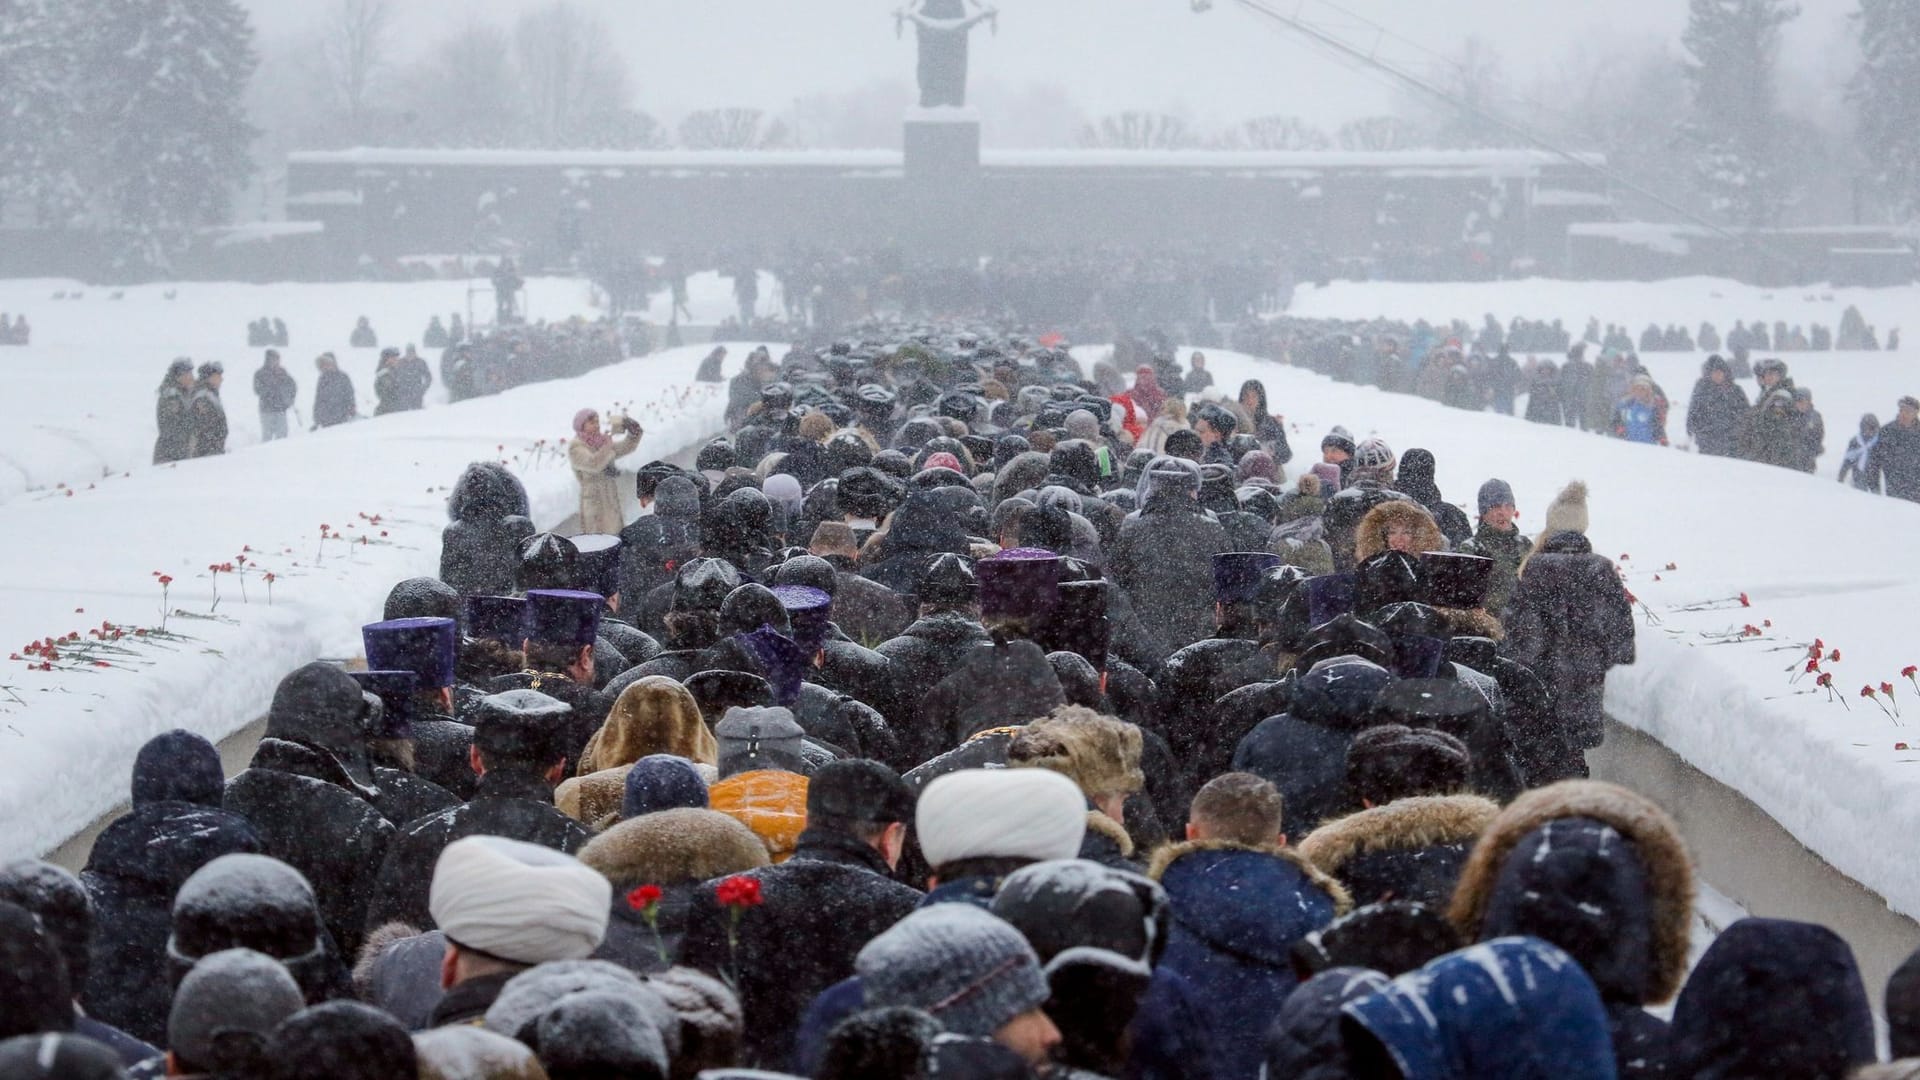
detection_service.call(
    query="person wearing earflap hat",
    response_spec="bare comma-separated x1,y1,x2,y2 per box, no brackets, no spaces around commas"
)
1322,438,1413,572
1231,655,1399,839
224,663,400,956
679,758,920,1069
364,689,592,933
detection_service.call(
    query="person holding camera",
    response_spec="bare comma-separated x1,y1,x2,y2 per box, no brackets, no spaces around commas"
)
570,408,643,533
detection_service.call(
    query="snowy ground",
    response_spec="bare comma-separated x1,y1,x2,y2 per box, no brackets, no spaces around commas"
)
0,271,766,507
0,339,775,861
1174,340,1920,922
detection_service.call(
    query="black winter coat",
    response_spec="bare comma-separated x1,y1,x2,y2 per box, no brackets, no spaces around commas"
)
153,386,192,464
1156,636,1262,788
1873,421,1920,502
312,369,357,427
253,364,296,412
486,670,608,769
827,566,913,647
364,770,590,933
1503,537,1634,753
1232,709,1369,840
1109,504,1230,661
677,831,920,1069
80,802,263,1043
1686,377,1749,457
438,517,536,598
876,612,991,764
224,738,397,955
187,387,227,457
921,637,1068,751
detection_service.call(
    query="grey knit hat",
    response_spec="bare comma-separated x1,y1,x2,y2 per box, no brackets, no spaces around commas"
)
1476,478,1515,517
856,905,1050,1037
170,949,306,1075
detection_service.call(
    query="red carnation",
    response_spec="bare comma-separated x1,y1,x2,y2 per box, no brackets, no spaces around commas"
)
627,884,663,911
1884,682,1897,697
1905,666,1917,679
157,574,173,587
1739,592,1751,607
1862,686,1876,698
715,875,763,908
1830,649,1842,663
1805,660,1820,674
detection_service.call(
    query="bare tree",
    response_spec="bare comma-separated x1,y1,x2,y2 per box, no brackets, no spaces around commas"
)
1218,114,1331,151
406,17,521,146
1336,115,1427,151
320,0,395,142
677,107,791,150
513,1,631,148
1077,111,1197,150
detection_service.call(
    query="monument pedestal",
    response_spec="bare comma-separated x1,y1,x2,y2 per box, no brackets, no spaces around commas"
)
902,107,982,254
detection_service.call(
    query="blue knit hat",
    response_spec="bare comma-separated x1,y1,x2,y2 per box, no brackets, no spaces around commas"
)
620,755,709,819
1477,478,1516,517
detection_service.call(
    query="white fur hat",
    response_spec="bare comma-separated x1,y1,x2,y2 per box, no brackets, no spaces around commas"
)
430,836,610,965
916,768,1087,868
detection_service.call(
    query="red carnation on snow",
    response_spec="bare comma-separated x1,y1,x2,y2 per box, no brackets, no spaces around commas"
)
1739,592,1751,608
626,884,663,911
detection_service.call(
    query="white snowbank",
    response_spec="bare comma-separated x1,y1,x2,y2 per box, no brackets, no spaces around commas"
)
1180,345,1920,920
0,342,768,861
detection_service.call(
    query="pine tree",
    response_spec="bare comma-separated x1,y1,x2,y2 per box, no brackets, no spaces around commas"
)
1852,0,1920,223
1680,0,1800,228
0,0,90,224
85,0,258,265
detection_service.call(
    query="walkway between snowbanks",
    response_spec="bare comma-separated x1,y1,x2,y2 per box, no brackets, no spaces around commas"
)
3,343,774,861
1194,348,1920,925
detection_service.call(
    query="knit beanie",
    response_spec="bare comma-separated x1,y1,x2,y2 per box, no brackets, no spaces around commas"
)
1006,707,1144,798
169,949,305,1076
621,754,710,819
856,905,1051,1037
1476,478,1516,518
1352,438,1396,481
429,836,611,965
1541,480,1590,537
916,769,1087,868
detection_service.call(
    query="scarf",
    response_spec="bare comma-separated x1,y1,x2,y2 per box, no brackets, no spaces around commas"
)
573,408,609,451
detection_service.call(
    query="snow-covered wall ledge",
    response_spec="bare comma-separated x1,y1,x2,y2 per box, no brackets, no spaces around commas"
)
3,344,760,861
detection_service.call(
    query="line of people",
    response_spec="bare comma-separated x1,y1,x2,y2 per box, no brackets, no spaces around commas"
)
24,322,1914,1078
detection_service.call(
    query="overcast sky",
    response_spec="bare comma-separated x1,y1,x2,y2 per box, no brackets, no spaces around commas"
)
242,0,1864,135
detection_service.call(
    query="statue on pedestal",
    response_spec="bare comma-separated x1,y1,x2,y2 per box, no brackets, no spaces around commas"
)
896,0,998,108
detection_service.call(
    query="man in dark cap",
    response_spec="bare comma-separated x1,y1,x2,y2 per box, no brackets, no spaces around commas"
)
514,533,579,593
383,577,460,622
0,861,155,1066
775,552,910,647
490,589,607,763
224,663,399,954
679,759,921,1069
80,729,261,1045
874,552,989,762
365,689,591,932
771,582,901,728
360,615,475,801
918,551,1069,749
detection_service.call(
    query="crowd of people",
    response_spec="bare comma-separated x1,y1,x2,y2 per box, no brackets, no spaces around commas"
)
1228,313,1920,498
0,312,31,344
151,315,631,465
27,322,1918,1079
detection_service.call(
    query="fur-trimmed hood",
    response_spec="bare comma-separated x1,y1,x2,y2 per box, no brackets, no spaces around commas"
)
578,806,770,887
1298,794,1500,879
1354,500,1448,564
1435,605,1504,641
1148,837,1353,915
1448,780,1695,1004
1084,809,1135,859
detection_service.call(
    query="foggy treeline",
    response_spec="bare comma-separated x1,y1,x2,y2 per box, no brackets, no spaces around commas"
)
4,0,1920,261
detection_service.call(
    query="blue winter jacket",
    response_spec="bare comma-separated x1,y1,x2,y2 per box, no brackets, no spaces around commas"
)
1150,841,1346,1079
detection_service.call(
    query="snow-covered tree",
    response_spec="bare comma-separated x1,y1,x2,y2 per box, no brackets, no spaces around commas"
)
0,0,90,224
1078,112,1197,150
86,0,258,262
1680,0,1800,227
1851,0,1920,222
677,108,790,151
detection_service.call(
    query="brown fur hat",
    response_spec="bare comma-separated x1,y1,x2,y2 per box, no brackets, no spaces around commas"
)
1354,500,1448,564
1007,705,1145,797
579,807,769,888
1447,780,1695,1003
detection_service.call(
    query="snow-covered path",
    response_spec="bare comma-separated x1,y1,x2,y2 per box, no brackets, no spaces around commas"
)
0,341,775,861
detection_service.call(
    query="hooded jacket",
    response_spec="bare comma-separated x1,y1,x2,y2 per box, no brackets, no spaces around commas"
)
1298,794,1500,909
1149,839,1350,1079
1109,463,1231,661
1232,658,1397,838
1342,937,1618,1080
1668,918,1873,1080
1353,500,1449,566
438,464,537,598
1503,540,1634,751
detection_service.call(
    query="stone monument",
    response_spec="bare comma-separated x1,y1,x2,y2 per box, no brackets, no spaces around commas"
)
896,0,995,248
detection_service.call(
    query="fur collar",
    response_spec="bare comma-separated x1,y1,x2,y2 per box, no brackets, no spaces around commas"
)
1447,780,1695,1004
1085,810,1135,858
1436,606,1505,642
1147,837,1353,916
1298,795,1501,878
352,921,422,1000
579,807,770,887
1354,501,1448,564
